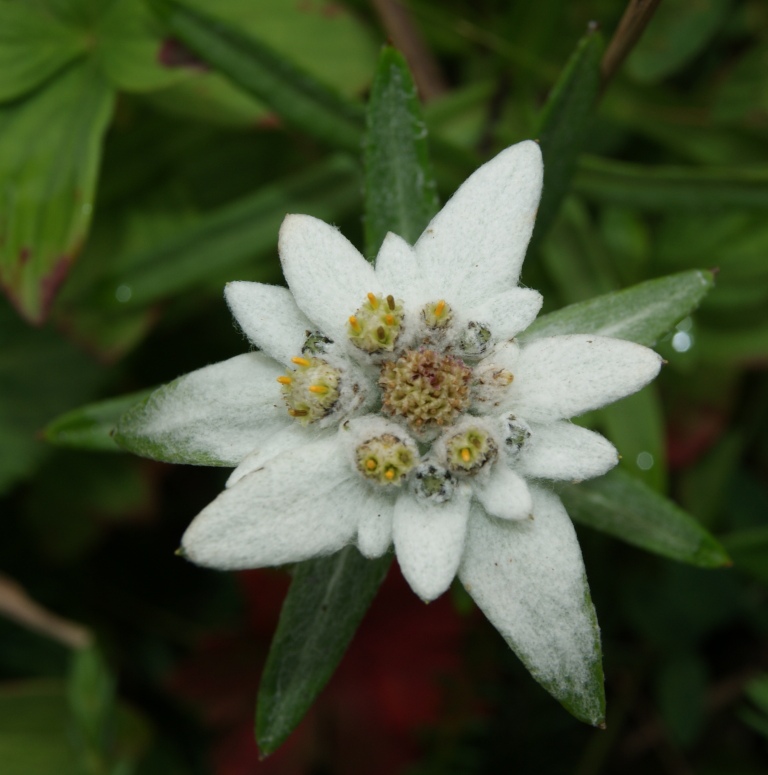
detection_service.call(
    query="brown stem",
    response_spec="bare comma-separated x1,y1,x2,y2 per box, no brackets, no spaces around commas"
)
371,0,449,102
601,0,663,89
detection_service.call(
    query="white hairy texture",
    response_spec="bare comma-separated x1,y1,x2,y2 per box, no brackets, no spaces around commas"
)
374,231,428,310
279,214,382,343
504,335,663,422
226,424,332,487
413,141,543,311
356,492,396,558
467,287,543,342
119,353,289,466
182,437,359,568
225,282,313,366
393,485,471,602
474,465,532,520
517,421,618,482
459,488,604,726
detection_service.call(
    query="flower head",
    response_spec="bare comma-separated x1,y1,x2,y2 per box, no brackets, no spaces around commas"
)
118,141,662,725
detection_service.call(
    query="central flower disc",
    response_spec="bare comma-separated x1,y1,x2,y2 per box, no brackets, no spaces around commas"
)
379,348,472,432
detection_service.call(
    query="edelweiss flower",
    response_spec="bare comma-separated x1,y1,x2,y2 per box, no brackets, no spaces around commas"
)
118,141,661,723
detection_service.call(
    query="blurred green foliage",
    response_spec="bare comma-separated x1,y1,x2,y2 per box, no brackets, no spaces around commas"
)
2,0,768,772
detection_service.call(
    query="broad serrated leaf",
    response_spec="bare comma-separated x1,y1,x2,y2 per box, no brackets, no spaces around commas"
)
522,270,713,346
256,548,391,754
363,46,439,257
575,156,768,210
532,25,604,244
44,388,155,452
0,1,88,102
560,469,731,568
149,0,365,151
0,60,114,322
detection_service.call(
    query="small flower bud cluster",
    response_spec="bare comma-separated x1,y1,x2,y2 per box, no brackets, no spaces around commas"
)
278,356,340,425
347,293,404,354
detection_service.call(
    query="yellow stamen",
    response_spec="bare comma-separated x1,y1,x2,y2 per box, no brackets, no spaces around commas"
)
291,356,310,367
276,376,292,385
387,295,395,310
435,299,446,317
384,468,395,481
366,459,377,471
349,315,360,331
460,448,472,463
385,314,395,325
367,292,379,309
308,385,328,394
289,409,308,417
377,326,386,341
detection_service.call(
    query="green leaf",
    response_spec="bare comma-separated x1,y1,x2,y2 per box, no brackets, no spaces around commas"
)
522,270,713,347
656,653,708,747
363,46,439,257
714,42,768,123
44,388,155,452
91,155,359,309
0,299,104,496
560,469,731,568
68,645,116,758
627,0,732,83
256,548,390,754
598,385,667,492
150,0,365,151
721,527,768,584
574,156,768,210
0,60,114,322
532,25,604,244
0,1,88,102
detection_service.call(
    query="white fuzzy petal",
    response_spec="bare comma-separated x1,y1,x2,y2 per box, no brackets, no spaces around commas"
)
279,214,381,342
356,489,396,558
504,335,663,422
182,437,361,568
459,489,604,726
518,422,618,481
475,466,532,520
117,353,289,466
413,141,543,310
374,231,427,308
226,424,332,487
468,287,543,342
225,282,313,365
393,486,471,601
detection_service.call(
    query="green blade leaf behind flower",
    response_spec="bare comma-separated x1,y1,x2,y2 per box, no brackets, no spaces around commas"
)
531,24,604,246
0,60,114,323
44,388,155,453
256,548,391,755
149,0,365,152
522,269,714,347
363,46,439,257
560,469,731,568
256,47,440,755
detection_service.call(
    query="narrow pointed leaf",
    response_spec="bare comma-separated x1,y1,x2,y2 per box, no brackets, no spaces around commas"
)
150,0,365,152
0,60,114,322
363,46,439,257
522,270,713,346
44,389,155,452
559,469,731,568
532,25,604,244
91,155,359,309
575,156,768,210
256,548,391,755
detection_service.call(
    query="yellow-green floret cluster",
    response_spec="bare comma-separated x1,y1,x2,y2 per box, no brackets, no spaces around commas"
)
444,425,498,474
356,433,416,485
347,293,404,353
278,356,340,425
379,348,473,433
